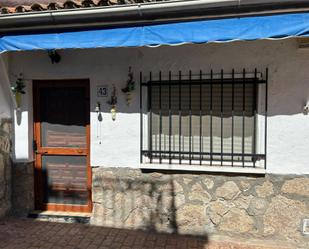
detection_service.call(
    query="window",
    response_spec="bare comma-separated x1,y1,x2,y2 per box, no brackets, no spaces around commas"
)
140,69,268,169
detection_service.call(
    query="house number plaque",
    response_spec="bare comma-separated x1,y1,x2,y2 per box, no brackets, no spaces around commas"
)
97,85,108,97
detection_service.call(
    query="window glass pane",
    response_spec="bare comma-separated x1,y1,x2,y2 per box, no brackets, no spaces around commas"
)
40,87,87,148
150,80,255,163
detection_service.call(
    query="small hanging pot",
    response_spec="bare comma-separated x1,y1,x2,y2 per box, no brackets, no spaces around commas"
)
107,85,118,121
15,92,22,108
110,105,117,121
11,77,26,109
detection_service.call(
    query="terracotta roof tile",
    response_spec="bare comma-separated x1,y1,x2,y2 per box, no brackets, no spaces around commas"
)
1,7,14,14
15,5,31,12
81,0,98,7
97,0,108,6
62,0,81,9
0,0,162,14
31,3,47,10
47,2,61,9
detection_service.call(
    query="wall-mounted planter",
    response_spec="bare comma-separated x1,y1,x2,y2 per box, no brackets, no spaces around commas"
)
122,67,135,106
11,77,26,109
15,92,22,108
107,85,117,121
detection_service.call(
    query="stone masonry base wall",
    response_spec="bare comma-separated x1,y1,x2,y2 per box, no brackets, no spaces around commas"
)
0,119,11,218
9,164,309,248
91,167,309,248
11,162,34,217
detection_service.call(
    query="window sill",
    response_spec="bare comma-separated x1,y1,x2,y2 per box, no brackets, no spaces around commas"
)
139,163,266,175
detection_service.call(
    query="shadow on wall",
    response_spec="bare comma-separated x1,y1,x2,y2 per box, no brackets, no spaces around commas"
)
40,167,209,247
90,168,210,242
0,119,12,218
11,162,35,217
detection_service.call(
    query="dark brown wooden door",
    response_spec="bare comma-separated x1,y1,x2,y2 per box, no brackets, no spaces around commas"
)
33,80,91,212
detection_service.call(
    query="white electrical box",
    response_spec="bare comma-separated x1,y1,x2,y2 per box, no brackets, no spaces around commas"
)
303,219,309,235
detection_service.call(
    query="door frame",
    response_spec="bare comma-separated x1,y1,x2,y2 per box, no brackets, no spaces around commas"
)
33,79,92,213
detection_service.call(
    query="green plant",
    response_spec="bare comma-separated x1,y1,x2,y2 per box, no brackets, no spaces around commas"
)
11,78,26,94
122,67,135,93
122,67,135,106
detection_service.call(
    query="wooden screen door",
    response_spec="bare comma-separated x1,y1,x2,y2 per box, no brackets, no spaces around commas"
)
33,80,91,212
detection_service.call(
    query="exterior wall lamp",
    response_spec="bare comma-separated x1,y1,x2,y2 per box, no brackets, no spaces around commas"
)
47,50,61,64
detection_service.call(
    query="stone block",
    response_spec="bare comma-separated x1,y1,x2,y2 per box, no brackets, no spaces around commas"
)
161,193,186,211
188,183,211,204
234,195,254,209
208,200,231,225
216,181,240,200
218,208,255,233
202,178,214,190
239,180,251,191
281,178,309,197
255,181,274,198
248,198,268,216
263,195,308,240
176,204,208,235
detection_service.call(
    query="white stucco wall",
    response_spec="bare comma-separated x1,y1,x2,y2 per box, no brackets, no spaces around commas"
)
8,38,309,174
0,53,12,119
12,81,33,162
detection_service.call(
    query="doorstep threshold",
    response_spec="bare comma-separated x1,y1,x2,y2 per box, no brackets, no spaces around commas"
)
29,210,92,217
28,210,91,224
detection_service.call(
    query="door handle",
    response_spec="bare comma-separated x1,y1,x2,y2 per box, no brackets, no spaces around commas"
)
77,149,84,154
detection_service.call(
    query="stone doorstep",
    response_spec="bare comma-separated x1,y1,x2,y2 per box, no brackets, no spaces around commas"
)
27,210,91,224
209,234,297,249
206,243,295,249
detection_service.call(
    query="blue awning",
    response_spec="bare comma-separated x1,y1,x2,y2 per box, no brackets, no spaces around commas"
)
1,12,309,52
